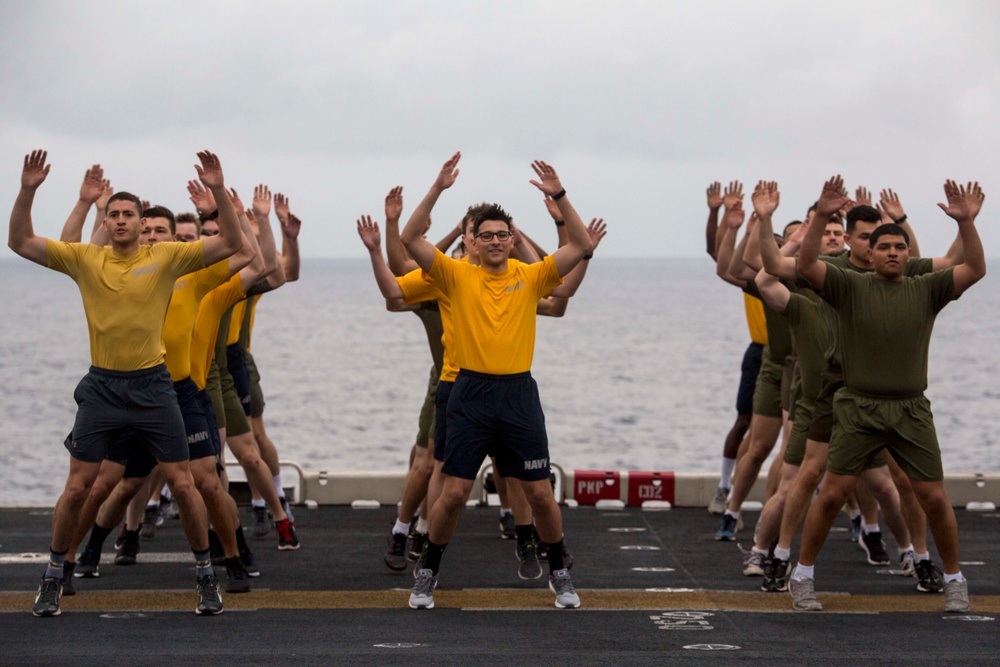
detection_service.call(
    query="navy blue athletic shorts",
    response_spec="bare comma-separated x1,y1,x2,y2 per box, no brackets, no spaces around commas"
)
226,343,252,417
432,380,454,463
736,342,764,415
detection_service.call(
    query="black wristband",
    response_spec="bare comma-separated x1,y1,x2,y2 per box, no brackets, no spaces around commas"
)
582,253,593,260
893,214,908,224
554,220,565,227
552,189,567,201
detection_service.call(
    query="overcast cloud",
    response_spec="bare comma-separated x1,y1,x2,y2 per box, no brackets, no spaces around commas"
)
1,0,997,257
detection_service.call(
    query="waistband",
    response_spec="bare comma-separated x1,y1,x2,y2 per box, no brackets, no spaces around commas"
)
843,387,925,401
458,369,532,381
88,363,168,379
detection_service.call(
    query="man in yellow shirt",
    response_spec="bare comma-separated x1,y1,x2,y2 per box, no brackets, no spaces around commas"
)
8,150,243,617
365,152,590,610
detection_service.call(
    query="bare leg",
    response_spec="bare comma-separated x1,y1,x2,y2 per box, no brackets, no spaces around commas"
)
909,479,960,574
227,432,287,522
158,460,210,553
191,457,239,557
726,414,783,513
797,472,858,566
777,440,827,550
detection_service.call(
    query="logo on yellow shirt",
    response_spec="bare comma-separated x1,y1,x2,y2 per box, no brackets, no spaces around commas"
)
505,280,525,294
133,263,159,276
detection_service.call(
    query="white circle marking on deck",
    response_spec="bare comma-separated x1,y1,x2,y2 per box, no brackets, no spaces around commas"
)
608,527,647,533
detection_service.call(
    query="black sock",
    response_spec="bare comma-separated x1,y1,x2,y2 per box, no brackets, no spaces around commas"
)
544,539,565,572
424,541,447,575
223,556,242,572
515,524,535,548
86,523,113,553
235,526,251,554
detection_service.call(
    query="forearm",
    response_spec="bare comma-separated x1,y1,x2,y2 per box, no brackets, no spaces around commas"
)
726,228,751,279
368,247,405,299
281,234,300,281
555,195,588,254
706,209,720,260
401,187,443,270
524,231,549,259
743,222,763,272
239,212,264,274
256,211,280,276
897,220,920,258
385,220,417,276
957,219,985,277
211,185,243,254
550,255,589,297
433,224,462,254
60,199,91,243
8,187,38,253
513,237,541,264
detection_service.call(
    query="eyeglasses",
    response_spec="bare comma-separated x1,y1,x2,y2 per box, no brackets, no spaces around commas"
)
475,230,512,242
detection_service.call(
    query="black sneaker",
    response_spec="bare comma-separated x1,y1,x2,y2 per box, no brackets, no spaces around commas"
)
115,529,140,565
715,513,738,541
32,576,62,617
766,558,790,592
196,575,224,615
860,530,890,565
140,505,160,539
850,515,862,542
61,562,76,597
76,547,101,578
113,524,127,551
385,531,408,571
224,560,251,594
276,518,300,551
915,559,944,593
516,541,543,580
499,513,516,540
208,529,226,566
408,532,427,563
251,506,272,538
240,547,260,578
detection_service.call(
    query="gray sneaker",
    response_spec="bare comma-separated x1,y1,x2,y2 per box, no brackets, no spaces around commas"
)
32,576,62,617
743,550,765,577
140,505,160,539
409,568,438,609
789,576,823,611
708,487,729,515
898,549,915,577
549,569,580,609
196,575,224,615
251,506,272,538
516,542,543,580
944,579,970,613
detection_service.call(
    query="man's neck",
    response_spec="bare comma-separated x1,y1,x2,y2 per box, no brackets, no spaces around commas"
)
847,249,871,270
111,240,141,257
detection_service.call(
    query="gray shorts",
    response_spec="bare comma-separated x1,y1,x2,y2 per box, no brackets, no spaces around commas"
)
64,364,189,464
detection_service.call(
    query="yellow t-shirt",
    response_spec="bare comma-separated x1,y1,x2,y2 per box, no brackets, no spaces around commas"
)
45,240,206,371
226,299,247,346
397,269,457,382
427,249,562,375
190,274,246,389
744,293,768,345
163,260,231,381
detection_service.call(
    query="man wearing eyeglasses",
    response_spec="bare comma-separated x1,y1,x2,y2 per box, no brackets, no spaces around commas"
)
367,152,591,610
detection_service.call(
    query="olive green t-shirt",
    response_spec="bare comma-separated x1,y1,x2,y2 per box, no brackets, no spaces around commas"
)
819,265,955,396
744,280,793,363
781,289,835,400
413,301,445,375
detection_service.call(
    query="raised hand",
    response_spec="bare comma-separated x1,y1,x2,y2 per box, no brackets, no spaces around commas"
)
816,175,850,218
283,213,302,240
722,181,743,208
751,180,780,218
97,180,113,210
879,188,906,222
725,203,746,229
855,186,872,206
227,188,245,213
385,186,403,221
79,164,105,204
789,216,810,245
435,152,461,191
937,180,985,222
543,195,561,220
837,198,857,218
586,218,607,252
187,179,217,214
141,199,151,212
529,160,564,196
356,214,381,250
245,208,256,224
253,184,272,218
707,182,723,211
195,150,225,190
21,150,51,190
274,193,290,223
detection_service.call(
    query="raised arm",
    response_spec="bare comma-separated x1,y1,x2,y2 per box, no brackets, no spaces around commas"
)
8,150,52,266
878,188,921,258
222,189,257,277
754,261,792,313
715,203,746,287
753,181,797,280
194,151,243,264
510,222,542,264
714,181,743,259
252,184,285,288
705,181,723,260
548,217,606,298
531,161,588,276
728,211,760,282
383,185,418,276
938,180,986,297
60,164,104,243
358,215,405,299
401,153,460,272
273,193,300,282
799,175,849,289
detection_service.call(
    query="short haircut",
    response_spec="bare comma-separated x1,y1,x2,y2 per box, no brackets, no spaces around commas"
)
782,220,802,237
175,212,202,235
471,204,513,236
462,202,492,234
143,205,176,235
106,191,143,216
807,202,818,214
869,223,910,248
845,205,881,232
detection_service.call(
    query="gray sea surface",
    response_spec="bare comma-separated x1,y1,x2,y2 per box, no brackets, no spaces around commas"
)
1,257,997,506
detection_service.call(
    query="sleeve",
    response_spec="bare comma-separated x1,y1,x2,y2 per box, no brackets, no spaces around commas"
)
783,292,803,326
532,255,563,299
818,263,849,306
905,257,935,277
195,260,232,300
742,278,761,299
926,268,957,313
165,240,207,277
426,248,457,296
397,267,444,304
45,239,84,278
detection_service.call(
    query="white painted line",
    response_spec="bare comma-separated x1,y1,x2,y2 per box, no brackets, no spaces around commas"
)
608,527,647,533
965,502,996,512
620,545,661,551
595,500,625,509
0,552,197,565
351,500,381,509
632,567,675,572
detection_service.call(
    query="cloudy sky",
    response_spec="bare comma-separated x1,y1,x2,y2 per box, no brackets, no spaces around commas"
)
2,1,997,258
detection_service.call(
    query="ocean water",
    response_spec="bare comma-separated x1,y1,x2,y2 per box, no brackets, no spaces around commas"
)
1,257,997,506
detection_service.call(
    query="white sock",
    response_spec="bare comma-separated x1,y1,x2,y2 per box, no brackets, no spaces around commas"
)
792,563,814,581
146,500,158,509
942,571,965,583
914,552,931,563
773,546,792,561
392,519,410,536
416,517,429,534
848,508,861,520
751,547,767,557
725,510,740,520
500,508,512,517
274,474,285,498
898,546,913,557
719,458,736,489
251,498,266,509
861,521,880,535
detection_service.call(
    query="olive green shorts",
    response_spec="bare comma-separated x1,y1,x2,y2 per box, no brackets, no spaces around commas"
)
828,389,941,481
415,365,440,448
206,362,225,431
781,355,798,414
219,357,251,437
783,395,813,467
752,348,784,419
807,374,840,443
246,351,265,418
